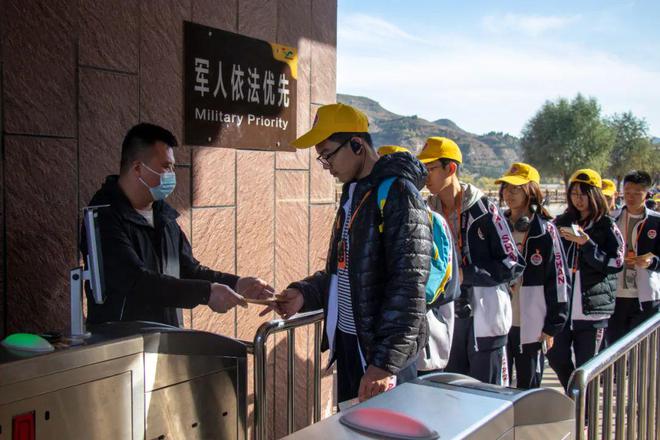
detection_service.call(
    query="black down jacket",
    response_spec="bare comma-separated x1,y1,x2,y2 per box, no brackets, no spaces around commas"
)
291,152,433,374
81,175,239,327
555,213,624,320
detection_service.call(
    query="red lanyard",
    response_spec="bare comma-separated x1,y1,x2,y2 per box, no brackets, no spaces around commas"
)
571,244,581,274
443,191,463,252
347,190,373,231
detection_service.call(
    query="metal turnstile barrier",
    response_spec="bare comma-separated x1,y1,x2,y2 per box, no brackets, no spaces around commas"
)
568,312,660,440
284,372,575,439
252,310,324,440
0,321,247,439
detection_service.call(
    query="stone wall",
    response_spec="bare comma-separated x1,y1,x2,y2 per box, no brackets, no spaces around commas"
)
0,0,337,437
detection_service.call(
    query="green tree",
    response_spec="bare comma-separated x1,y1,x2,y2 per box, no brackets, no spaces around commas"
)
521,94,615,185
607,112,654,187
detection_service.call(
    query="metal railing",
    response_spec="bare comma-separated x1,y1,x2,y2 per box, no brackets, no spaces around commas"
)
252,310,325,440
567,312,660,440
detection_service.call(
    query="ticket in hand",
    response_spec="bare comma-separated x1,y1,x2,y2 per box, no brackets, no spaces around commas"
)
244,296,286,305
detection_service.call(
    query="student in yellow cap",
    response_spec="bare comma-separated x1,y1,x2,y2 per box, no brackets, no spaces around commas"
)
266,103,433,404
377,145,410,156
495,163,568,389
601,178,617,212
418,137,524,386
548,169,624,391
608,170,659,346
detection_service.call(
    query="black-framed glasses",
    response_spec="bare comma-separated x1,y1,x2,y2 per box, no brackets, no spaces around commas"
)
316,139,350,167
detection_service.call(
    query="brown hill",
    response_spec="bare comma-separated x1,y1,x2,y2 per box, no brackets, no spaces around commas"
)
337,94,521,177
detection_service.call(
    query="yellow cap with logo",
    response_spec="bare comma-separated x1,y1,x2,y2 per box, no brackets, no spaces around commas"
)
417,137,462,164
495,162,541,186
569,169,602,188
377,145,410,156
601,179,616,197
291,103,369,148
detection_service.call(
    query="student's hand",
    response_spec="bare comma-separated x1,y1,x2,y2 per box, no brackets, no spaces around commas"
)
236,276,275,300
208,283,247,313
559,226,589,245
635,253,655,269
259,288,304,318
541,333,554,351
358,365,396,402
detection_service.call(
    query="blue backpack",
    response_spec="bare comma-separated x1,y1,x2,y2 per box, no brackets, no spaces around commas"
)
377,177,457,305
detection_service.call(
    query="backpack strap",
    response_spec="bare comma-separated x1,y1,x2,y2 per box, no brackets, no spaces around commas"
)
377,177,397,232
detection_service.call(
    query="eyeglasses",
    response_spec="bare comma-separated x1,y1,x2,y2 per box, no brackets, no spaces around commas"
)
316,139,350,167
502,185,524,195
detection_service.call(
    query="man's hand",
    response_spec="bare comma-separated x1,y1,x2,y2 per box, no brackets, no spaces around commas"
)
358,365,396,402
208,283,247,313
541,333,554,351
635,253,655,269
236,276,275,300
259,288,304,318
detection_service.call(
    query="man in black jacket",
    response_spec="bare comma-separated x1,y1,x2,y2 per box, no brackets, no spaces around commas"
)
82,123,273,327
265,104,433,403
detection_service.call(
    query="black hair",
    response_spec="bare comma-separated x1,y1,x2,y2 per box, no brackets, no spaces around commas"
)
120,123,178,173
439,158,460,172
566,181,609,225
327,132,374,149
623,170,652,188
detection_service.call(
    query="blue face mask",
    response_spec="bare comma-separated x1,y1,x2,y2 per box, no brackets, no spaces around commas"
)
139,163,176,201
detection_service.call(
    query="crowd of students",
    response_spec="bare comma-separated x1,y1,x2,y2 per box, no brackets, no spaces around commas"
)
405,137,658,391
279,103,659,403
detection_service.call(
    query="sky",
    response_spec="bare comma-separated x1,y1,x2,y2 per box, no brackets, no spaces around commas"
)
336,0,660,137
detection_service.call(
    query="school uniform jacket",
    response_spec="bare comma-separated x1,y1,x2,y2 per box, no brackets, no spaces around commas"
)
515,214,570,346
613,206,660,302
431,183,526,351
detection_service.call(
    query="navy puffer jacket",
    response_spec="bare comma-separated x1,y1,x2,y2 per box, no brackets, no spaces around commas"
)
291,152,433,374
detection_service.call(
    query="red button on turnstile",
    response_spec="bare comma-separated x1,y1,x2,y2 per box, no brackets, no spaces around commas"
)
12,412,35,440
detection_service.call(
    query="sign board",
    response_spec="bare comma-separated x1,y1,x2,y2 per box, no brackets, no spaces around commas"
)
184,21,298,151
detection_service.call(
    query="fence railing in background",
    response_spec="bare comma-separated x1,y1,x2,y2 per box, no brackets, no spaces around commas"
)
251,310,324,440
568,312,660,440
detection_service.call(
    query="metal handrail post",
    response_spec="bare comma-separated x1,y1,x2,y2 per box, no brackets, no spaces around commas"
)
313,321,322,423
602,365,613,440
253,324,275,440
571,369,587,440
639,338,649,439
567,313,660,440
588,379,600,440
252,310,324,440
627,345,638,439
615,356,626,440
287,328,296,435
648,330,658,439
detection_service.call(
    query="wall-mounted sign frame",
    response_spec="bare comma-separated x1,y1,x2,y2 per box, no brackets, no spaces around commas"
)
184,21,298,151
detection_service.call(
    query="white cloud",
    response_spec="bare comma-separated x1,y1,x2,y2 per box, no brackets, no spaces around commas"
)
338,13,428,46
482,13,581,37
337,14,660,138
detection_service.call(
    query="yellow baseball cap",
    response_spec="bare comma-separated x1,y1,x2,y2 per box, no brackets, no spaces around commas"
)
291,103,369,148
417,137,462,164
601,179,616,197
495,162,541,186
377,145,410,156
569,169,602,188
